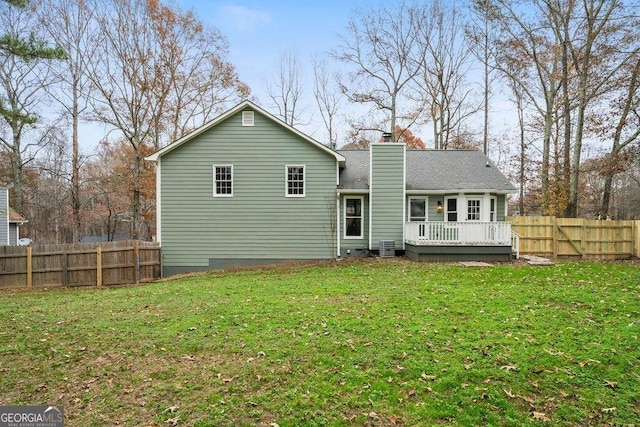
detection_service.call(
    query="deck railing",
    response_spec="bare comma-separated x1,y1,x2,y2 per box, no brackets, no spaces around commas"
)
405,221,512,246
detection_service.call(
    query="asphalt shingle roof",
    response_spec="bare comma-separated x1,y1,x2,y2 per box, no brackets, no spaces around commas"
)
337,149,516,192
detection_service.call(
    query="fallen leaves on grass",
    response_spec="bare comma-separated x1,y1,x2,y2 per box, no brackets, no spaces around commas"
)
420,373,437,381
532,411,550,422
165,416,180,426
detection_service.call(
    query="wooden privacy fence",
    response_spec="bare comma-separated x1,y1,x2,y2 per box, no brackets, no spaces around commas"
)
507,216,640,260
0,240,161,289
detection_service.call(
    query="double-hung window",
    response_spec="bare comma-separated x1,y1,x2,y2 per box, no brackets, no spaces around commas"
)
286,165,305,197
213,165,233,197
344,197,363,238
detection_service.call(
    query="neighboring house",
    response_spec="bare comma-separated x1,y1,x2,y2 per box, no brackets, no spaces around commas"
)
0,186,28,246
147,100,517,276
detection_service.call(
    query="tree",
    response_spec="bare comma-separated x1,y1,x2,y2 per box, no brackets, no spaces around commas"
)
266,50,306,127
466,0,500,154
597,57,640,217
142,1,249,148
491,0,563,215
395,125,425,149
25,127,73,243
87,0,247,238
331,1,426,138
0,0,65,215
414,0,478,150
312,57,341,149
83,140,155,241
38,0,97,242
560,0,638,218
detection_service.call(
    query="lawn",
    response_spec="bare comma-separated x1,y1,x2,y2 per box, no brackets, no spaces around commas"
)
0,258,638,426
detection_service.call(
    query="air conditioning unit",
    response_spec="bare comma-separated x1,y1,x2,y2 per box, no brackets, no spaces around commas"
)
379,240,395,257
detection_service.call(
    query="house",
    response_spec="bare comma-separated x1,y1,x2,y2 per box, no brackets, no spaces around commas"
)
147,100,517,276
0,186,28,246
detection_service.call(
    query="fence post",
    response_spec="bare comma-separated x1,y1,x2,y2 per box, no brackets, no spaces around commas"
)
26,246,32,289
62,252,68,287
96,245,102,287
552,216,558,259
134,240,140,284
633,220,640,258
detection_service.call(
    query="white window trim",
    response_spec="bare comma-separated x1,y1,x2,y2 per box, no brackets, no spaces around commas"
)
242,111,254,126
213,164,233,197
407,196,428,222
344,196,364,239
285,165,306,197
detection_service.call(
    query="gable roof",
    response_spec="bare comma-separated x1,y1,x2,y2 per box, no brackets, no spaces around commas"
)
146,100,345,162
338,149,516,193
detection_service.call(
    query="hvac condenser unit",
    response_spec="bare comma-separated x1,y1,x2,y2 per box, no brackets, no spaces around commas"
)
379,240,396,257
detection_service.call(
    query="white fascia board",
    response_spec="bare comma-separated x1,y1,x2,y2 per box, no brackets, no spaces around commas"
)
405,189,516,195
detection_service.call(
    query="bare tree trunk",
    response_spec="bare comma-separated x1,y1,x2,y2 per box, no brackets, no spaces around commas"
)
72,82,81,241
601,57,640,217
561,38,572,217
10,137,23,214
132,151,142,240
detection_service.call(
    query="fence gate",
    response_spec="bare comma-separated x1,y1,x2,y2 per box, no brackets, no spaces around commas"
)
507,216,638,260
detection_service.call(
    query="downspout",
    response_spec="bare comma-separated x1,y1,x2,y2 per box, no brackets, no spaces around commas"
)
336,194,341,258
368,148,373,251
155,158,162,244
402,145,406,250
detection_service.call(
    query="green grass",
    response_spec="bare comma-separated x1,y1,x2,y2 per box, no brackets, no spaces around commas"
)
1,258,639,426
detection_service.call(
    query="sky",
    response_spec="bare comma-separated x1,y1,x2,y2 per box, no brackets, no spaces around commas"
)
76,0,363,151
179,0,357,97
176,1,516,150
76,0,516,154
176,0,368,143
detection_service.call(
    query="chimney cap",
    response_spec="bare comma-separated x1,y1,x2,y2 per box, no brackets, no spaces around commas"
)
382,132,392,142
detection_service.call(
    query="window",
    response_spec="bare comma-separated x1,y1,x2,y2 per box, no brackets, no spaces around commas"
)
467,199,481,221
446,198,457,222
242,111,254,126
344,197,363,238
213,165,233,197
408,197,427,221
286,165,305,197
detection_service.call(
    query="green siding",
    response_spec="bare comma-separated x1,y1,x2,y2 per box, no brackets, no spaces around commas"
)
370,144,405,249
160,108,338,271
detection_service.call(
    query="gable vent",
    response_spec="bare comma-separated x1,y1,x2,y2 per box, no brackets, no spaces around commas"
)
242,110,254,126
